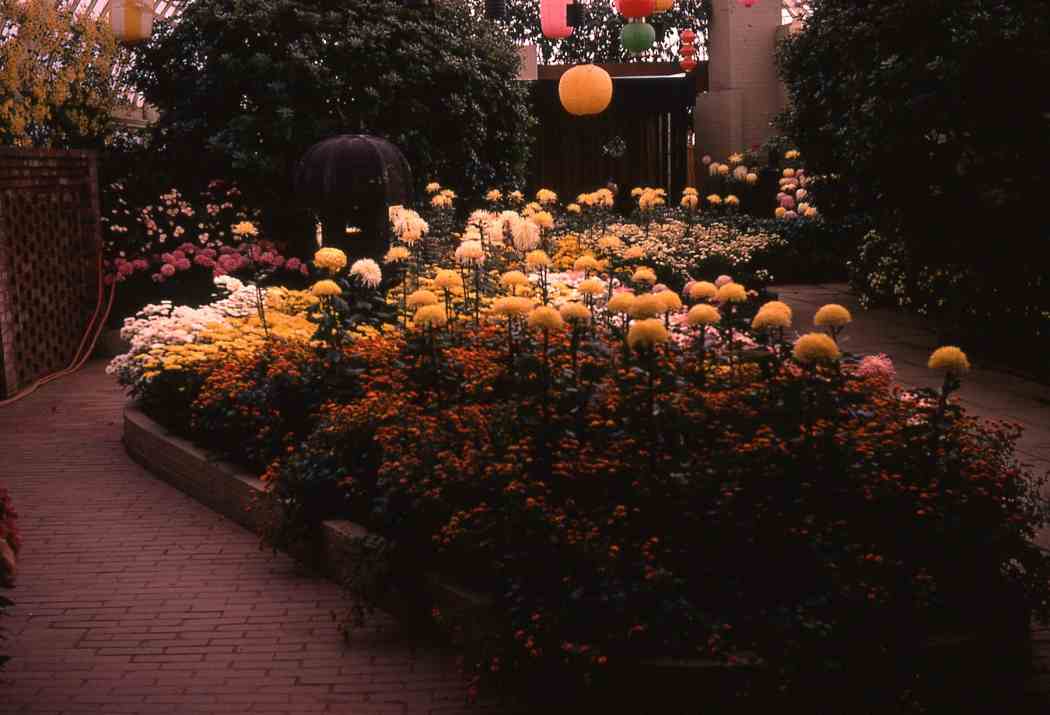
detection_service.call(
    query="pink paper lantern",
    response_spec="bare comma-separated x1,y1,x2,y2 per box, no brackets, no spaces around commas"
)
541,0,573,39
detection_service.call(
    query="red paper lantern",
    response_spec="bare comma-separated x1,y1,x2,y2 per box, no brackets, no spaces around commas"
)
737,0,756,6
541,0,573,38
680,44,697,57
616,0,655,19
680,57,697,72
680,29,696,45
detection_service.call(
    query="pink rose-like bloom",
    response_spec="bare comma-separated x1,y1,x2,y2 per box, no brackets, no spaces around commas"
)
117,261,134,277
299,264,309,276
132,259,149,271
218,254,239,272
715,275,733,287
161,252,174,263
194,254,216,269
218,246,236,255
175,258,192,271
172,250,186,261
200,248,217,259
271,254,285,268
104,274,116,285
783,210,799,220
779,196,796,210
285,257,301,272
160,263,176,277
856,353,896,385
151,272,164,283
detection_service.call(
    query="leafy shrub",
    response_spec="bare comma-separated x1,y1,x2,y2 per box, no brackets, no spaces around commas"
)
128,0,535,254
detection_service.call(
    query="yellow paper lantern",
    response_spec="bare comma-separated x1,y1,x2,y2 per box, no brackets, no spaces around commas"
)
653,0,674,11
558,64,613,116
110,0,154,46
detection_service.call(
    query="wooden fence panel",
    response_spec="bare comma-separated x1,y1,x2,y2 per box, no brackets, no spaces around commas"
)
526,63,705,201
0,149,100,397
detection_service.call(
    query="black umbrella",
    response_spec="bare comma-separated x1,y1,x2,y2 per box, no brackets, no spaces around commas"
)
294,135,413,263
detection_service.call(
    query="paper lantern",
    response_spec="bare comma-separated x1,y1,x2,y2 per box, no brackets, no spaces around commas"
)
680,44,696,57
616,0,655,19
110,0,154,46
621,21,655,54
559,64,613,116
541,0,573,39
653,0,673,11
680,29,697,45
680,57,697,72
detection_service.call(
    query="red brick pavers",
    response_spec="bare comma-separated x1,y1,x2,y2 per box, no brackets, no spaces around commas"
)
0,361,508,714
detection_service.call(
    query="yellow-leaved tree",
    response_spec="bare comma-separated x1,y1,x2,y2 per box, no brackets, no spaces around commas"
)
0,0,122,148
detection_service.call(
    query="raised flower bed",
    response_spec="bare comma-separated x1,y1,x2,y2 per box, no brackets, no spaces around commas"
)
111,185,1049,709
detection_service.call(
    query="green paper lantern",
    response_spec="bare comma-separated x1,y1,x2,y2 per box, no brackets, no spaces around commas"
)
621,21,655,54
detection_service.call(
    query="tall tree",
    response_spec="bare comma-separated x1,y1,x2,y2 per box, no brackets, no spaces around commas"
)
0,0,122,148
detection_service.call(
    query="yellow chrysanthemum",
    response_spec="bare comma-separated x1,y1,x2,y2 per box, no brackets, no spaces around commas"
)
577,277,606,296
508,190,524,203
314,247,348,273
745,173,759,185
492,296,533,317
752,305,791,330
630,187,644,198
761,300,793,319
687,304,721,326
536,189,558,205
383,246,411,264
814,304,852,328
716,282,747,303
928,346,970,374
623,246,645,260
528,305,564,331
607,292,636,314
500,270,529,288
529,211,555,230
681,194,699,210
311,279,342,297
783,168,796,178
232,220,258,237
632,267,657,284
785,150,801,160
687,281,718,301
567,203,581,214
725,195,740,207
431,193,453,209
573,255,600,273
804,207,819,218
627,319,669,350
774,207,787,219
525,250,552,269
682,186,698,196
793,333,841,363
434,269,463,289
598,236,624,252
657,290,683,312
413,304,447,328
407,289,439,308
629,293,665,319
707,194,722,206
485,189,502,202
559,302,591,324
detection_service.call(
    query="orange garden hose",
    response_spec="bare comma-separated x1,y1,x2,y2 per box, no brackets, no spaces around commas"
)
0,250,116,408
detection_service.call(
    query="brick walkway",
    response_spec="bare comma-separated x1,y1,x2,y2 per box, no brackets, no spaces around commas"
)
0,362,498,715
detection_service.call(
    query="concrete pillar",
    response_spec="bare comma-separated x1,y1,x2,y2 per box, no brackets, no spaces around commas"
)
694,0,786,162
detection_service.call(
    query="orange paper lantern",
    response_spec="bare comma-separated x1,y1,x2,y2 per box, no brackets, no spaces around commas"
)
653,0,674,11
110,0,154,45
558,64,613,116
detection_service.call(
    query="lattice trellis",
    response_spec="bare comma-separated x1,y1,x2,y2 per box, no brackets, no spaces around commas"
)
0,149,101,398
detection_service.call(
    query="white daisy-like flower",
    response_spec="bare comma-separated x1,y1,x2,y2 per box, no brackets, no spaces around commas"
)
350,258,383,288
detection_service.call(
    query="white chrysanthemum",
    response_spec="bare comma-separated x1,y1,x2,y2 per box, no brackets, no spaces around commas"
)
349,259,382,288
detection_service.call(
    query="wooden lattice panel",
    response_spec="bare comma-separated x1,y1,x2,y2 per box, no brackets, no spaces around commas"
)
0,149,100,398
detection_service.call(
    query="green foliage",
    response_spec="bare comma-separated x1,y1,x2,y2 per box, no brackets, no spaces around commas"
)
775,0,1049,268
480,0,710,65
127,0,535,239
0,0,122,148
